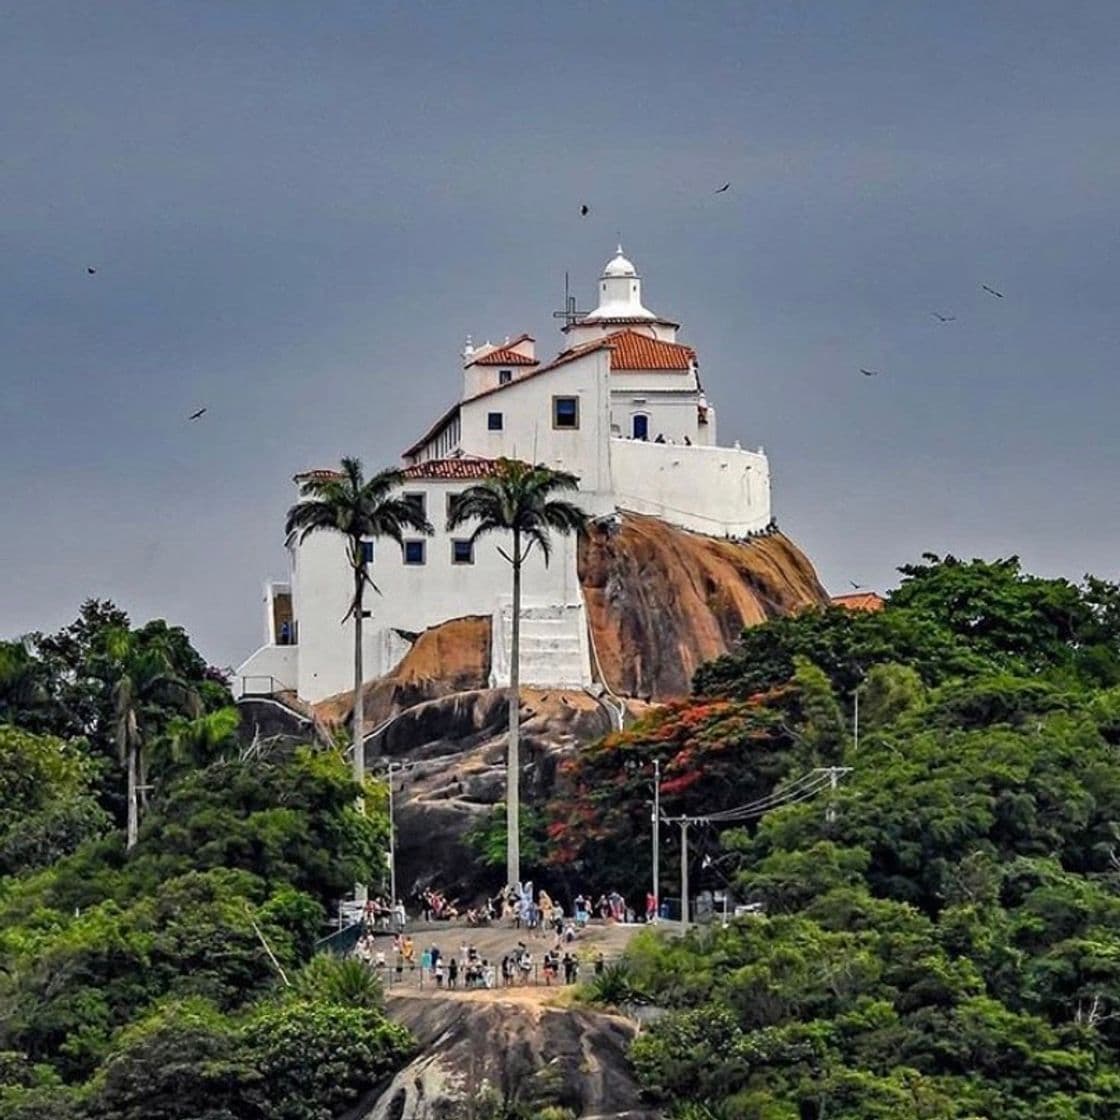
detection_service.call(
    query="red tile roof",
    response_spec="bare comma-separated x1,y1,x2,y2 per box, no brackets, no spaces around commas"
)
467,335,538,367
401,457,500,480
465,329,696,405
470,347,538,366
831,592,886,613
604,330,695,371
293,468,343,483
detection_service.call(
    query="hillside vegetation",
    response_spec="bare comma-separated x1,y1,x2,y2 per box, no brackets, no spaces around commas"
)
557,556,1120,1119
0,604,410,1120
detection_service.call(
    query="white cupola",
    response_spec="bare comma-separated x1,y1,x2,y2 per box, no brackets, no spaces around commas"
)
583,245,657,322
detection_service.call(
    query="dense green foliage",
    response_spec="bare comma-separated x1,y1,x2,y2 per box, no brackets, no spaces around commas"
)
567,557,1120,1118
0,603,407,1119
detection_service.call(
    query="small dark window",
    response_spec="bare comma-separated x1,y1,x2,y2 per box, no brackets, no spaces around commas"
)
451,539,474,565
488,412,503,431
553,396,579,429
403,540,426,565
632,414,649,441
498,369,513,385
446,492,460,520
403,492,426,520
360,540,374,564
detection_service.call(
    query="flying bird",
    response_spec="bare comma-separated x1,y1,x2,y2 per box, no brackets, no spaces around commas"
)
848,581,864,590
579,203,590,217
188,407,207,420
981,284,1004,298
86,267,97,275
931,312,956,322
859,368,880,377
714,182,731,193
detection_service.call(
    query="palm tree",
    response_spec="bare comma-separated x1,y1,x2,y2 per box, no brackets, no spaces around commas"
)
285,458,433,821
447,458,586,888
102,629,202,848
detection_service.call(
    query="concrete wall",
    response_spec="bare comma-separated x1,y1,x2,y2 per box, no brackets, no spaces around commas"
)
289,478,588,702
459,350,615,507
609,438,771,536
234,643,299,697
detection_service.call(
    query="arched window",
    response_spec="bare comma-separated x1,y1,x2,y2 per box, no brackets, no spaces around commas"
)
632,413,650,441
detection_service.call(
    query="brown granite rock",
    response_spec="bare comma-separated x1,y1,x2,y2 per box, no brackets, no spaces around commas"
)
356,994,657,1120
580,514,828,699
315,614,492,737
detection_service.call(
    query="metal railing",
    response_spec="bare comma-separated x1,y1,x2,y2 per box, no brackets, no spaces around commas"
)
238,674,291,697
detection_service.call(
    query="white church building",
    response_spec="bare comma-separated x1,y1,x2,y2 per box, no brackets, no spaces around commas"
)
236,248,773,704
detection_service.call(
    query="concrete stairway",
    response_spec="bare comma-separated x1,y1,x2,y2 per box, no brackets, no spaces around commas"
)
491,601,591,689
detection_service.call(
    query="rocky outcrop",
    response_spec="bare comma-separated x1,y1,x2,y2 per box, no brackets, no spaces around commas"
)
315,615,493,736
356,995,657,1120
374,688,634,899
580,515,828,699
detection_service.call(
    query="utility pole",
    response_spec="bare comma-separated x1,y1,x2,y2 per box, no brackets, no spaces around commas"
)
822,766,852,826
679,818,690,928
652,758,661,922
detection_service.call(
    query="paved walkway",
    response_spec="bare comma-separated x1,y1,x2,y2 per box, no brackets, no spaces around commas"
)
371,919,648,996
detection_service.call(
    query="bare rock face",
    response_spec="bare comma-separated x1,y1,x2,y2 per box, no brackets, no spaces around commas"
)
355,995,658,1120
315,615,493,737
580,514,829,699
374,688,622,899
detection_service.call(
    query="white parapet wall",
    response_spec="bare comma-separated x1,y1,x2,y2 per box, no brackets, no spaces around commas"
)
233,643,299,698
608,438,772,536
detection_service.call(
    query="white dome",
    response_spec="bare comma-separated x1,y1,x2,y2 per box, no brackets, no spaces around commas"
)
602,245,637,278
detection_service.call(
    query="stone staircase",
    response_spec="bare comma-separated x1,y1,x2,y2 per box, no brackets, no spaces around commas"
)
490,601,591,689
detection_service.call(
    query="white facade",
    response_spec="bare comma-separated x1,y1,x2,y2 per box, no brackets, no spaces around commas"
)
236,249,774,703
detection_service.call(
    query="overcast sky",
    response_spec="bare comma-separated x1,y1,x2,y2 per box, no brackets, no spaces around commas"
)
2,1,1118,668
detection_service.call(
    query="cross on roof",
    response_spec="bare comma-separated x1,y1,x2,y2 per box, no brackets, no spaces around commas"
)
552,271,590,327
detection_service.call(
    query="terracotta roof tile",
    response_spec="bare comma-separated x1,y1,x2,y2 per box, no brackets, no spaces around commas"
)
293,468,343,483
401,457,500,480
467,335,539,368
604,330,695,371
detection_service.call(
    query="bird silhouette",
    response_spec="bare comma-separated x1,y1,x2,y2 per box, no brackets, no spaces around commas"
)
860,368,880,377
188,407,207,420
86,267,97,275
714,182,731,193
931,312,956,322
848,580,864,590
981,284,1004,298
579,203,590,216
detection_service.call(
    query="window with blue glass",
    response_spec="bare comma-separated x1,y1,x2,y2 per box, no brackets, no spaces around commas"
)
553,396,579,429
488,412,503,431
403,540,426,565
451,539,474,565
360,540,374,564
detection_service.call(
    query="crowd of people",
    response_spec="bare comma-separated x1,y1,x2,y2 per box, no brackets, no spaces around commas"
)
350,882,633,991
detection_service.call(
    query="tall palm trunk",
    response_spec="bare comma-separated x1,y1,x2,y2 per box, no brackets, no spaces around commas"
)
352,558,367,901
126,743,139,850
508,529,522,889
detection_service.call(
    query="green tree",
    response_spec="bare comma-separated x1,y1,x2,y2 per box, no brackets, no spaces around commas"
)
446,458,586,887
0,725,108,876
100,629,202,849
284,457,433,878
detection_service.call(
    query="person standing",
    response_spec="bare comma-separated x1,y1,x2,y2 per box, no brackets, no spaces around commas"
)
448,956,459,990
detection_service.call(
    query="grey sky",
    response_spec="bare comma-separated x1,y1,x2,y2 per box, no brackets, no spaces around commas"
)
2,1,1118,668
